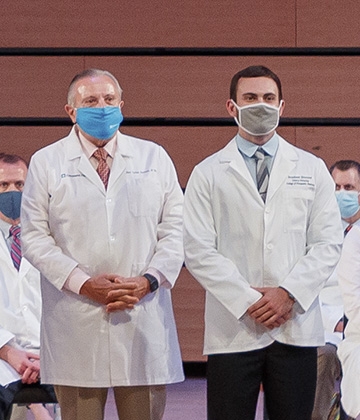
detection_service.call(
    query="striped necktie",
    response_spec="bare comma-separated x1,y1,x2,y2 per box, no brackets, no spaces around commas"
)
9,225,21,271
93,148,110,189
254,147,269,202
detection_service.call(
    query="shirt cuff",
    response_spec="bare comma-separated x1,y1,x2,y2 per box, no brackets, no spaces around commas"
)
63,267,91,294
0,332,15,349
145,267,170,288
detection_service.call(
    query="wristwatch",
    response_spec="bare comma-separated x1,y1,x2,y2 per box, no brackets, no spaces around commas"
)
143,273,159,293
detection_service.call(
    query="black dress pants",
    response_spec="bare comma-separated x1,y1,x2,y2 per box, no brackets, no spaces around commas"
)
207,341,317,420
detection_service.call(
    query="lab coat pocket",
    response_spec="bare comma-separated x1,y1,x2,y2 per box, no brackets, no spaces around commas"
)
127,176,162,217
283,188,314,232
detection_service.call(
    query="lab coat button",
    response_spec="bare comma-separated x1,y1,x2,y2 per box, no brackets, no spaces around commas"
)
110,236,115,241
267,244,273,250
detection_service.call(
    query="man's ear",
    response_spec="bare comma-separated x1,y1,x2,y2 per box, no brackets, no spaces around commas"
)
279,100,285,117
226,99,238,118
65,104,76,123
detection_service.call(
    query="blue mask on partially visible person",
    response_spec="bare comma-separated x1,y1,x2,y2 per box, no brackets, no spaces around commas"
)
76,106,123,140
0,191,22,220
335,190,360,219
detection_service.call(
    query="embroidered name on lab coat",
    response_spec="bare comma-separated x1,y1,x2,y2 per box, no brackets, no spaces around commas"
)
60,173,85,178
286,175,315,188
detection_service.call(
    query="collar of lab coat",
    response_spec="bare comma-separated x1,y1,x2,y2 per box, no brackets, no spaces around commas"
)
0,230,32,276
219,134,299,203
65,127,135,193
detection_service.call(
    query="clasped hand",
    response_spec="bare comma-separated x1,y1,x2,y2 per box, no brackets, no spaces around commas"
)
247,287,294,329
0,345,40,384
80,274,150,313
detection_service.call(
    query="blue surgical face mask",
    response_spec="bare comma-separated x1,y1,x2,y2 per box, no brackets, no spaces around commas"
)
0,191,22,220
76,106,123,140
335,190,360,219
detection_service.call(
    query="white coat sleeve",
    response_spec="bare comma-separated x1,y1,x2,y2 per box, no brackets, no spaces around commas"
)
279,160,343,312
21,153,79,290
0,326,14,349
338,225,360,333
184,165,262,320
146,147,184,288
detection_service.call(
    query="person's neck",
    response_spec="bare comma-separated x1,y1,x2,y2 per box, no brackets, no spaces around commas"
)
344,213,360,225
0,214,20,226
77,127,113,148
239,130,274,146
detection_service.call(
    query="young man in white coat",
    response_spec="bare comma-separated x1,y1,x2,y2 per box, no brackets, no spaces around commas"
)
20,69,184,420
0,153,56,420
183,65,343,420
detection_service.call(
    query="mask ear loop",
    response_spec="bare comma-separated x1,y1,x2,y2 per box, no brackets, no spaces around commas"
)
230,100,241,128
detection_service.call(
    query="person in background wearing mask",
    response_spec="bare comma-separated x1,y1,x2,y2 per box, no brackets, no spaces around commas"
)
0,153,58,420
20,69,184,420
311,160,360,420
183,65,343,420
335,162,360,419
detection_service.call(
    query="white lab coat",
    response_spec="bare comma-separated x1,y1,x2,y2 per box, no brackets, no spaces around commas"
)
0,225,42,386
184,135,343,355
319,220,360,346
21,127,184,387
337,224,360,418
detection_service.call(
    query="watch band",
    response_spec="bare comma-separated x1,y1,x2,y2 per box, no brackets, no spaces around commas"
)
143,273,159,293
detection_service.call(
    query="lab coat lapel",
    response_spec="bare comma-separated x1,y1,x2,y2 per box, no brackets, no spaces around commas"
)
0,232,29,275
266,137,298,202
220,138,258,194
0,234,13,270
108,132,129,188
18,256,32,277
66,128,107,193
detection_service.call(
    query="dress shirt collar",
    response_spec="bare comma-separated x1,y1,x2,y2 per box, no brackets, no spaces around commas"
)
0,218,14,240
236,132,279,158
77,128,117,159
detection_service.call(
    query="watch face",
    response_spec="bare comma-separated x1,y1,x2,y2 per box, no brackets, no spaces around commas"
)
150,278,159,292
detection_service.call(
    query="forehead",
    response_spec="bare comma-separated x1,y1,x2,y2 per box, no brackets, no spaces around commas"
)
237,76,279,96
332,167,360,185
0,162,27,180
74,75,119,99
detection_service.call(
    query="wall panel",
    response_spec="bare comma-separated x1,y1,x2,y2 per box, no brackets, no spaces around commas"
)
297,1,360,47
0,57,85,117
2,56,360,121
172,268,206,362
295,127,360,167
0,0,295,48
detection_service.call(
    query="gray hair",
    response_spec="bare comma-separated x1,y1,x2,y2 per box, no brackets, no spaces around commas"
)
67,69,123,106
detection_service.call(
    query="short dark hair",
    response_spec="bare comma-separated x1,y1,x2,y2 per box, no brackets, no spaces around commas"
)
329,160,360,177
230,65,283,102
0,153,28,167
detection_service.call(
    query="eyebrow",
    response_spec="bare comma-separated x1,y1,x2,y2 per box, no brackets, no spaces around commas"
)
242,92,277,97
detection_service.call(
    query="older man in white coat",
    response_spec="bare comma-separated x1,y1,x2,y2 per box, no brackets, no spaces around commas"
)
338,220,360,418
0,153,56,420
183,65,343,420
21,69,184,420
